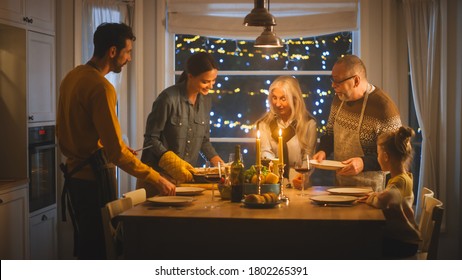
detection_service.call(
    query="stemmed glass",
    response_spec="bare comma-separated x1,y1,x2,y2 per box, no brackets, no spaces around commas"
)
294,154,311,197
204,161,221,209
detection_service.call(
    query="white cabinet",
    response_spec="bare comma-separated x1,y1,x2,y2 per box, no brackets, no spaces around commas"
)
0,180,29,259
28,31,56,123
0,0,55,34
30,206,58,259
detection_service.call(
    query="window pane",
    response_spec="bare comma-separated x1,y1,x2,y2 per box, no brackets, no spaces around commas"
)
175,33,352,71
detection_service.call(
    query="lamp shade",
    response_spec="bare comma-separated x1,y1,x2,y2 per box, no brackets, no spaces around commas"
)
243,0,276,26
254,26,283,48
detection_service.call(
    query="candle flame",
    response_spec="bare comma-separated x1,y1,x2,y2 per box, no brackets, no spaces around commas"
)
257,130,260,139
279,128,282,137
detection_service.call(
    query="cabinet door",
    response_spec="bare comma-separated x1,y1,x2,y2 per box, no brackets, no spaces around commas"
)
0,185,29,259
0,0,25,26
28,31,55,123
25,0,55,34
30,207,58,259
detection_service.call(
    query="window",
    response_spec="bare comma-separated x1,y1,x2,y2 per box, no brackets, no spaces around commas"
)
175,32,353,170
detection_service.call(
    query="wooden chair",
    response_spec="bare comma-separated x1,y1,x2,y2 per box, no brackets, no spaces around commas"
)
414,196,444,259
101,197,133,259
123,188,146,205
415,187,434,227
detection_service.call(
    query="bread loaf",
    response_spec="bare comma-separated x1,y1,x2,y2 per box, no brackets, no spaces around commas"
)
244,192,279,204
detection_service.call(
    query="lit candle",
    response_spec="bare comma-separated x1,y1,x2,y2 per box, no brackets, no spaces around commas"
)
256,130,261,166
278,128,284,165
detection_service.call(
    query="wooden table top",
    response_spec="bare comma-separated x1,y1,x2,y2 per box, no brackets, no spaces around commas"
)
119,186,384,222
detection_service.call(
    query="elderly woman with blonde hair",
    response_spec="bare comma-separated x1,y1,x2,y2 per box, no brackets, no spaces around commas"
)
256,76,317,189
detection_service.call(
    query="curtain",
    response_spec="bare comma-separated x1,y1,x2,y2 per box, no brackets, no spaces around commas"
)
81,0,132,86
402,0,445,204
166,0,359,39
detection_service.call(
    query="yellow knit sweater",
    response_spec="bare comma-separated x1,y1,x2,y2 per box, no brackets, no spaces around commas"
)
56,64,160,184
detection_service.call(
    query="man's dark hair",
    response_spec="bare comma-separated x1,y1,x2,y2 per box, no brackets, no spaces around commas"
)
93,22,136,58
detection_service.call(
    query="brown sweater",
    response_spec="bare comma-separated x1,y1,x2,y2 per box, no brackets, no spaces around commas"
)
318,86,402,171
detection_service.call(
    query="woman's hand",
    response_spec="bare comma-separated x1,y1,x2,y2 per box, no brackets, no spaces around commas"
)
312,151,326,162
292,173,303,189
210,155,225,167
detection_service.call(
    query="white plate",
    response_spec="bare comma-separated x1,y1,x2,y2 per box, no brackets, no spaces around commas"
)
147,196,194,206
310,195,357,204
176,186,205,196
327,187,372,196
310,160,346,170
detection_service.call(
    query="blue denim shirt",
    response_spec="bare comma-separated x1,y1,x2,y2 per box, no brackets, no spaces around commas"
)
140,81,218,171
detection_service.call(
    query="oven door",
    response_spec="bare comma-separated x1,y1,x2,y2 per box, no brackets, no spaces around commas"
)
29,143,56,213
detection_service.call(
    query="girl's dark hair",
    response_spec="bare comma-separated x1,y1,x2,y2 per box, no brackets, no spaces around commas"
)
377,126,415,167
93,22,136,58
177,52,219,83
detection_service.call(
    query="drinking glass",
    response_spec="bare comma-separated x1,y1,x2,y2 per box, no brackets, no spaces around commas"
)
204,161,221,209
294,155,311,197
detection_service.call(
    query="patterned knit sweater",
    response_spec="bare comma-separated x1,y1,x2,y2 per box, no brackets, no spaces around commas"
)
318,86,402,171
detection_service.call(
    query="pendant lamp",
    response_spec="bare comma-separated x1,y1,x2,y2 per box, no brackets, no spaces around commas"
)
254,25,283,48
243,0,276,26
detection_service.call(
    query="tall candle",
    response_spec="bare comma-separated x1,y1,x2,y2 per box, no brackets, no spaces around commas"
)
256,130,261,166
278,128,284,165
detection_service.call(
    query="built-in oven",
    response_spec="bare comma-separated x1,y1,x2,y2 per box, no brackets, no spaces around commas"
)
28,126,56,213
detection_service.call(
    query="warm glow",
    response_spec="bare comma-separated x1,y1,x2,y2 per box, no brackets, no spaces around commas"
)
257,130,260,139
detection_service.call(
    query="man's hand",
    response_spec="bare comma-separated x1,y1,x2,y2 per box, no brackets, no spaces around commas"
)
155,176,176,196
337,157,364,176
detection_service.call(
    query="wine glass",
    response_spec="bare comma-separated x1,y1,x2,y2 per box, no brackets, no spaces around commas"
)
204,161,221,209
294,154,311,197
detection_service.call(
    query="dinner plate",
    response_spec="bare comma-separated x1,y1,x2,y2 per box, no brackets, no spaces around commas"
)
147,196,194,206
175,186,205,196
310,160,346,170
327,187,372,196
310,195,357,205
241,199,281,209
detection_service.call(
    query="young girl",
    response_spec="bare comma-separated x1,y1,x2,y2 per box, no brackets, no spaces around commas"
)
362,126,421,258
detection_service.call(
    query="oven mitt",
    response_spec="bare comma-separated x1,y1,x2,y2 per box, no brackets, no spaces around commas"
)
158,151,194,183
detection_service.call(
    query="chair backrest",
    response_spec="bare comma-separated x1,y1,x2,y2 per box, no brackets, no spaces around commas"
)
418,196,444,259
123,188,147,205
415,187,434,226
101,197,133,259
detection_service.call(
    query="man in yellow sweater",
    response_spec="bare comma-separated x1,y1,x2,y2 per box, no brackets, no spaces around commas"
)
56,23,175,259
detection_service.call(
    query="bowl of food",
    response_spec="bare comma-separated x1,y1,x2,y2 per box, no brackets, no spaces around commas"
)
243,183,280,195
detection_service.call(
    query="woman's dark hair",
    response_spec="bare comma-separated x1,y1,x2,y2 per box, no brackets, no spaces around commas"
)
177,52,219,83
377,126,415,168
93,22,136,58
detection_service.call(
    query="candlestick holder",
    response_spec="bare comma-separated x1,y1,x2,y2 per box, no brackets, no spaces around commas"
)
255,164,262,195
278,163,289,202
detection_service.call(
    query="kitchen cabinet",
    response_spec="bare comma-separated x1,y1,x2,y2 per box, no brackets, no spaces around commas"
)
0,0,55,34
28,31,56,124
30,206,57,259
0,180,29,259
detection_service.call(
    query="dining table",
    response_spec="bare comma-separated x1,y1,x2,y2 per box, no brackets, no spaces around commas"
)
117,186,385,260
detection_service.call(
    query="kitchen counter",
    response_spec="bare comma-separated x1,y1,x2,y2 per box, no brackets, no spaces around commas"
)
0,179,29,193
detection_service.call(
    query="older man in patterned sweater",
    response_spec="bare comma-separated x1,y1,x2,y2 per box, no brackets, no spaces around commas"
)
313,55,402,191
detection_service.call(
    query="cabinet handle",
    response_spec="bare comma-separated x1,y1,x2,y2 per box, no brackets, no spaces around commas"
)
41,215,48,221
28,115,34,121
29,18,34,24
23,16,29,22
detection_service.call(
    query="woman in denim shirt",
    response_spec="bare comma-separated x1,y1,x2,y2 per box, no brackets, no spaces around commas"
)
138,52,224,196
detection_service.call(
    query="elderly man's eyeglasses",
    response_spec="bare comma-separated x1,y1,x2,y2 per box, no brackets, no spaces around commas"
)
330,75,356,85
